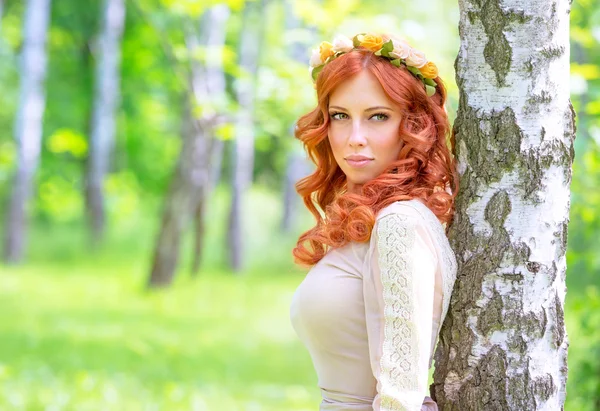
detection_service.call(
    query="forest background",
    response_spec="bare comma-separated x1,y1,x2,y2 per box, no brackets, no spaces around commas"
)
0,0,598,409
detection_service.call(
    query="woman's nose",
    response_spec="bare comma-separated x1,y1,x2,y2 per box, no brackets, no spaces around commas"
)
348,121,367,147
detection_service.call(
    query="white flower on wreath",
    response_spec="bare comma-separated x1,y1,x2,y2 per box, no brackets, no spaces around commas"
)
405,47,427,68
389,37,411,60
332,34,353,53
309,48,323,67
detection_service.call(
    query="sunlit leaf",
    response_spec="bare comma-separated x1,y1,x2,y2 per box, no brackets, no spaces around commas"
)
38,176,83,222
215,123,235,141
47,129,88,158
586,101,600,116
571,63,600,80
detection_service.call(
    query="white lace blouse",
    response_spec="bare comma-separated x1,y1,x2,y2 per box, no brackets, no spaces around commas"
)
290,199,457,411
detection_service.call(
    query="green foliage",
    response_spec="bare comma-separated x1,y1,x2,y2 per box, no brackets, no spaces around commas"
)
37,174,85,223
565,286,600,411
560,2,600,404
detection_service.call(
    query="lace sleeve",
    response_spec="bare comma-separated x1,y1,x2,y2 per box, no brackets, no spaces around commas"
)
363,212,438,411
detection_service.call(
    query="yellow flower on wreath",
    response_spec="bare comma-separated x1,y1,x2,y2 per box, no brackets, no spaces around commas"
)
419,61,439,79
319,41,335,62
357,33,383,52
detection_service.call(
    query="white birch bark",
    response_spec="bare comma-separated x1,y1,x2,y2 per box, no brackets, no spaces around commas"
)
3,0,51,262
204,3,229,192
227,0,265,271
432,1,575,409
86,0,126,242
280,0,313,233
0,0,4,34
191,4,230,274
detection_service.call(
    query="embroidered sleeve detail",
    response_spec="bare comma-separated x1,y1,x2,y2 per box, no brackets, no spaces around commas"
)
365,201,454,411
375,213,422,411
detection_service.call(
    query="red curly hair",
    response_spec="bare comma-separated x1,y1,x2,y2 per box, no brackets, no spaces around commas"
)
292,47,459,267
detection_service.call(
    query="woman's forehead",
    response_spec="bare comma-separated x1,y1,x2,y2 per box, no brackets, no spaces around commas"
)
329,71,395,110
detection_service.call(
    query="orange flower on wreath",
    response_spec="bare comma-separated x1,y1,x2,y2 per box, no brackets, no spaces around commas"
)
419,61,438,79
358,34,383,52
319,41,335,62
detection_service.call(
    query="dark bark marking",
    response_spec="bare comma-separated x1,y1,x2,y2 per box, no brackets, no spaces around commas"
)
533,373,556,403
477,287,504,335
457,345,509,410
468,1,531,86
552,291,565,348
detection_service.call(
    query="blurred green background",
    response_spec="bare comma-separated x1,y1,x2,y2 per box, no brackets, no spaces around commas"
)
0,0,598,409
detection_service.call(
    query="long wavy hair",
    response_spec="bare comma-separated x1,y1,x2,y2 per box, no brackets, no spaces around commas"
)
293,48,459,267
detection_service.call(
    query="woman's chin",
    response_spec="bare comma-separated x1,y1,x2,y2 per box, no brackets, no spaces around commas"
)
346,176,375,191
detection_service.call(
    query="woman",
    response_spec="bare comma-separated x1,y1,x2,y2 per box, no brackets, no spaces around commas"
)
289,33,459,411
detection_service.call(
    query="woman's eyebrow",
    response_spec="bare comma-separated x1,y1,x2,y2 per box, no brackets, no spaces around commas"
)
328,105,393,112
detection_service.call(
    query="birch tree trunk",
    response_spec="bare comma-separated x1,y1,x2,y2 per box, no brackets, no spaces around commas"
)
147,92,207,288
190,4,230,275
85,0,126,243
227,0,265,272
432,1,575,409
147,5,229,287
3,0,51,263
280,0,312,233
0,0,4,33
281,144,312,232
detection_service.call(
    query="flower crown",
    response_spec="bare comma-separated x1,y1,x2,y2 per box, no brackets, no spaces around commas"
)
309,33,438,97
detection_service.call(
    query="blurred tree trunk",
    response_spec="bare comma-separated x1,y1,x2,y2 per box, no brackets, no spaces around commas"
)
432,1,575,409
148,5,229,288
281,0,312,233
85,0,126,244
282,147,311,232
209,135,224,190
190,4,230,275
3,0,51,263
0,0,4,33
147,93,207,288
227,0,265,272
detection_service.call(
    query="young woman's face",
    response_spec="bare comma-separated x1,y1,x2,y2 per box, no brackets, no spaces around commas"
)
327,70,404,194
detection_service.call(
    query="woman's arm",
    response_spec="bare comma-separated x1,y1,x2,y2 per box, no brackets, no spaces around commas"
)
363,209,438,411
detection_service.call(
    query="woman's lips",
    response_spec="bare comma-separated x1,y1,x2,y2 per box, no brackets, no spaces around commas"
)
345,158,373,168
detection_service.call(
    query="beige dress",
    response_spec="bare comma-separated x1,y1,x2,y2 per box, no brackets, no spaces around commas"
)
290,199,457,411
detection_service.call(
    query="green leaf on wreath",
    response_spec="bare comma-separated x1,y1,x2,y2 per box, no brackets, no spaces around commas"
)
406,66,421,76
312,65,324,81
382,39,394,53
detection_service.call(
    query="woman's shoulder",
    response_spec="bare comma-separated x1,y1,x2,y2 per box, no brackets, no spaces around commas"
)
375,198,457,274
375,198,438,227
374,199,453,257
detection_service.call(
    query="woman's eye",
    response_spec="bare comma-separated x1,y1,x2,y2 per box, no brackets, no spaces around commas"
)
329,112,388,121
371,113,389,121
330,112,348,120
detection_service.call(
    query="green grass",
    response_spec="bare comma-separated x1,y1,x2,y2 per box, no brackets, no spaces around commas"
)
0,186,321,410
0,261,320,410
